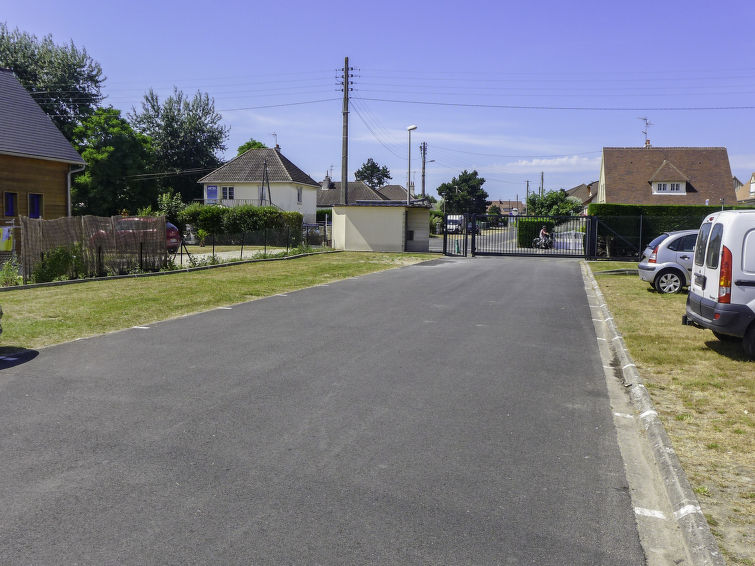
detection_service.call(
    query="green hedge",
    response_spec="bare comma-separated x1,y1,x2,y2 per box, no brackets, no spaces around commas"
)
178,204,303,236
586,203,755,250
316,208,332,222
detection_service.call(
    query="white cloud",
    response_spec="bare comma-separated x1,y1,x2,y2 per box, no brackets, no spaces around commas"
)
498,155,601,174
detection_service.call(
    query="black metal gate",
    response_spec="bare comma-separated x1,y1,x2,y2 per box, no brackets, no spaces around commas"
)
443,214,595,258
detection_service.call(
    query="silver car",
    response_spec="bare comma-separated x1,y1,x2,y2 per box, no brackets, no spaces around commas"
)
638,230,698,293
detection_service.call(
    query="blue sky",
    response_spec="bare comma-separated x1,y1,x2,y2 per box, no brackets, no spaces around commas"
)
5,0,755,203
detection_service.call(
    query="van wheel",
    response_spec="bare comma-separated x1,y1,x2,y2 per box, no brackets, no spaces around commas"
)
712,331,740,342
654,269,684,294
743,325,755,360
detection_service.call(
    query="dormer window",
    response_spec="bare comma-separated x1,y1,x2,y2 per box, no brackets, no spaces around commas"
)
653,181,686,194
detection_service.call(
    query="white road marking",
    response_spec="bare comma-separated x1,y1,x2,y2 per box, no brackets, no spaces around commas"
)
132,326,151,329
635,507,667,519
674,505,702,519
614,412,635,419
217,307,232,310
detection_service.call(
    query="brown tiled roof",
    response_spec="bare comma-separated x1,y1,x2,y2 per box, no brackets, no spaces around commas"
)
375,184,408,200
648,160,689,182
566,181,597,205
488,200,525,212
0,69,84,164
198,147,319,186
736,174,755,202
601,147,734,205
316,180,384,206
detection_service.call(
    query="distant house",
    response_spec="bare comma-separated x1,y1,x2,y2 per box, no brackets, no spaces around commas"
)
198,146,320,223
487,200,526,215
566,181,598,209
735,173,755,204
316,176,409,207
0,68,85,220
597,146,735,205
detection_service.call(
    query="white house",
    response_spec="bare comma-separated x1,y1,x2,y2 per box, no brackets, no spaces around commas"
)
198,146,320,223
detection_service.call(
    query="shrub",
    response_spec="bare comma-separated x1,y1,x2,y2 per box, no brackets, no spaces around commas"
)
0,256,20,286
31,244,86,283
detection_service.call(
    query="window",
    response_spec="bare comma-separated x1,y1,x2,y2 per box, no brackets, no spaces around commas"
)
705,223,724,269
297,187,302,204
694,223,712,266
4,192,17,217
653,181,686,195
222,186,234,200
29,194,42,218
656,183,668,192
670,183,681,192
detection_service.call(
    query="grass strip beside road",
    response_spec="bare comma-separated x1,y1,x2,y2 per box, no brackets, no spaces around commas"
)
1,252,433,351
588,261,754,565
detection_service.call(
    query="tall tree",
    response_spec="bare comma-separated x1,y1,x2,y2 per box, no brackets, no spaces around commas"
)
129,87,229,202
526,189,583,216
0,23,104,141
437,170,489,214
237,138,267,155
71,107,156,216
355,158,392,189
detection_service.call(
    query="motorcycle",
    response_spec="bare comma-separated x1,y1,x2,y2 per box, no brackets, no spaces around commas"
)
532,233,554,249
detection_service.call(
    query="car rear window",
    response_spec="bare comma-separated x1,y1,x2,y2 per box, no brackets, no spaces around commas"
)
647,233,669,249
705,223,723,269
669,234,696,252
694,223,712,266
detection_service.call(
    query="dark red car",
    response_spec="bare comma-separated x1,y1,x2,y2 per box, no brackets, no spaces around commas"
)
166,221,180,253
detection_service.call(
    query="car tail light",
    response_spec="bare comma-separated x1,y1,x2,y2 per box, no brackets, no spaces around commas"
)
648,245,659,263
718,245,732,304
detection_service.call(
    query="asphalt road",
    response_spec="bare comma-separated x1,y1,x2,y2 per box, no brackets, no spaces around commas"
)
0,256,644,565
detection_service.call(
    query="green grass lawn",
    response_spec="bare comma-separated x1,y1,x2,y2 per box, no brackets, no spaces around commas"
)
0,252,433,350
588,261,754,565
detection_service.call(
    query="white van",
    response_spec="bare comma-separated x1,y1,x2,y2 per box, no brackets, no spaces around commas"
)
684,210,755,359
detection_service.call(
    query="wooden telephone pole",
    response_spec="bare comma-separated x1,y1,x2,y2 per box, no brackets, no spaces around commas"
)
340,57,351,205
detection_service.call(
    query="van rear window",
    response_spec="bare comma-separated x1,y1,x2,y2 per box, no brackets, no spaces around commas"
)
705,224,723,269
694,223,712,266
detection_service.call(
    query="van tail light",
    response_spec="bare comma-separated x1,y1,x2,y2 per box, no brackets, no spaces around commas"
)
718,245,732,304
649,245,659,263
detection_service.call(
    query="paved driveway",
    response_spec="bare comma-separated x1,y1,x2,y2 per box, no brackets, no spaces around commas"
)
0,257,643,565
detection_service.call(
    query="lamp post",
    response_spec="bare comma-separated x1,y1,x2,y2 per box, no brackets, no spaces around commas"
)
407,125,417,205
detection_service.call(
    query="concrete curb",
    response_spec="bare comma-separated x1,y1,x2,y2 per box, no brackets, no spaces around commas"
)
583,263,724,566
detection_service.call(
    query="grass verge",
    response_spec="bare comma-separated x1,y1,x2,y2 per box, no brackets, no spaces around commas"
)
0,252,433,351
588,261,754,565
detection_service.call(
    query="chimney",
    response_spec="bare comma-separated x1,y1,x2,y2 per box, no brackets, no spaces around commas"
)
274,144,281,151
321,174,331,190
645,139,651,148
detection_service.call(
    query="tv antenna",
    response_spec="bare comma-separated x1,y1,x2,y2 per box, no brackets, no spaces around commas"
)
638,117,654,145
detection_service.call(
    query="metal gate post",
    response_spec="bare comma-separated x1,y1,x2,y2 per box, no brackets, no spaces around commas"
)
442,213,448,255
471,214,477,256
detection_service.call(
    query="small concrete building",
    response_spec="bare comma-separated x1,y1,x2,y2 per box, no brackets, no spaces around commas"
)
332,201,431,252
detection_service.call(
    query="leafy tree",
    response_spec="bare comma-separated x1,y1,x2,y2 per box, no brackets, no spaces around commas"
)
71,107,156,216
355,158,392,189
156,190,186,226
237,138,267,155
129,87,229,203
436,170,489,214
487,204,502,216
0,23,104,141
526,190,583,216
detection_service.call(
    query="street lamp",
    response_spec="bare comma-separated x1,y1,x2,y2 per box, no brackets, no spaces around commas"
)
407,125,417,205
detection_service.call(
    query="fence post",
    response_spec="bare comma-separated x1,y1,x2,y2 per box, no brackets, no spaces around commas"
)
286,225,290,252
240,232,245,260
97,246,103,277
638,214,643,252
139,242,143,271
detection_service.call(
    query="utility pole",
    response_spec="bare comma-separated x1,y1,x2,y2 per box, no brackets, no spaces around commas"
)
526,180,530,213
540,171,544,197
340,57,351,205
420,141,428,197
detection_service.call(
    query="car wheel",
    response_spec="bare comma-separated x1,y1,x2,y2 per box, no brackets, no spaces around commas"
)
743,325,755,360
712,331,740,342
654,269,684,294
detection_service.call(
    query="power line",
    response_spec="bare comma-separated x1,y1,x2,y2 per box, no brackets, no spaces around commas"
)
353,96,755,111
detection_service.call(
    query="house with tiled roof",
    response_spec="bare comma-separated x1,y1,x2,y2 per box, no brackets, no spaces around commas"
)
198,146,320,222
596,146,734,205
0,68,85,220
487,200,526,215
735,173,755,204
566,181,598,210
